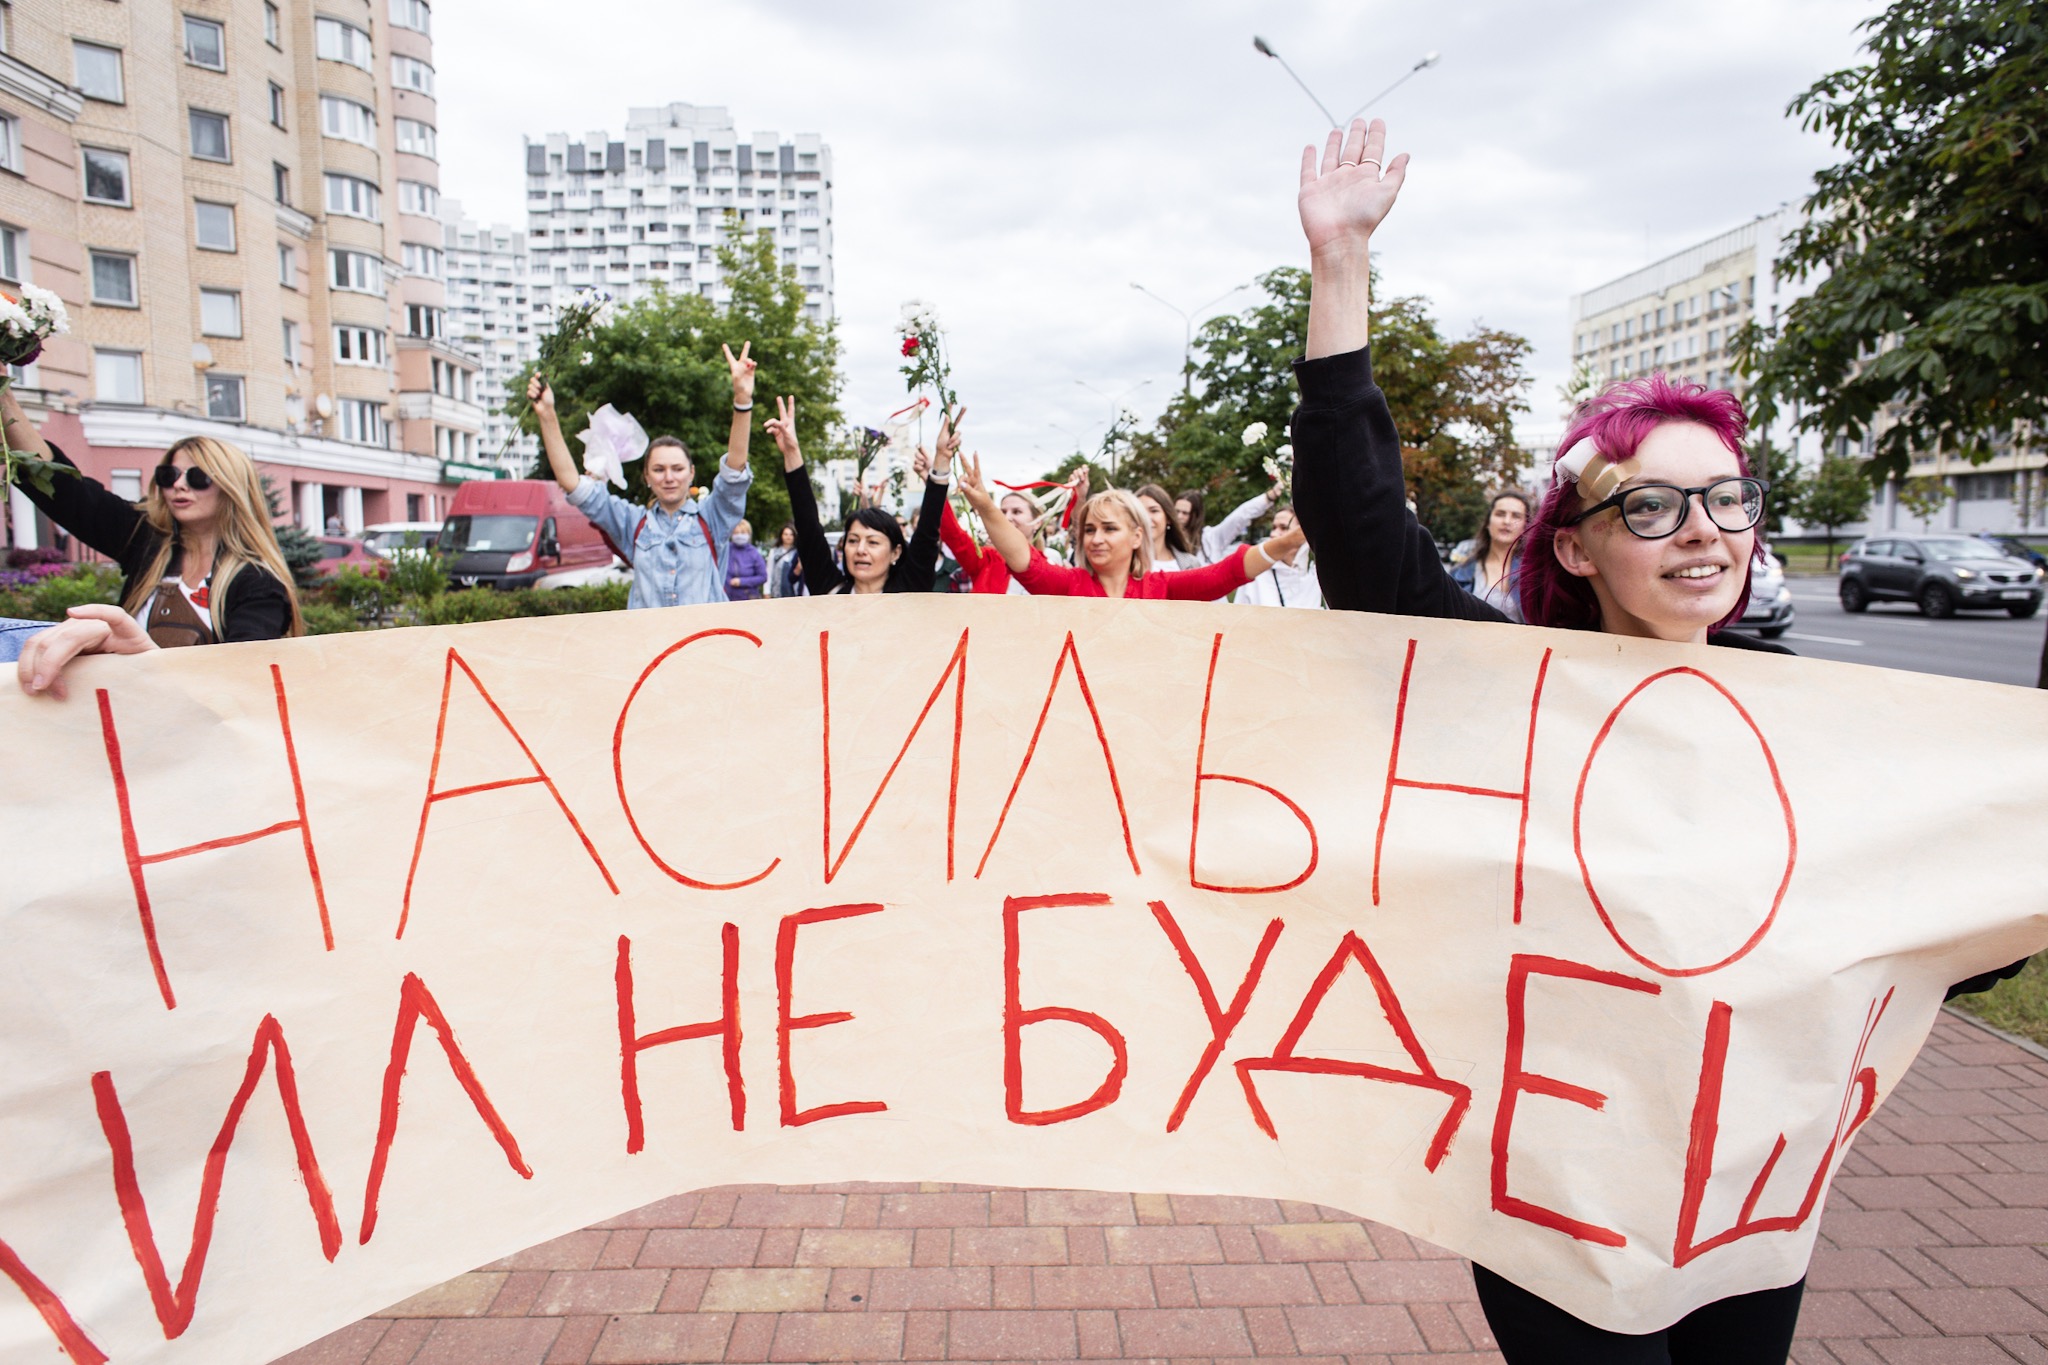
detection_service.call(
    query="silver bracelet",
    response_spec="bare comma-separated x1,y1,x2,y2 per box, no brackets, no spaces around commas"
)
732,401,754,412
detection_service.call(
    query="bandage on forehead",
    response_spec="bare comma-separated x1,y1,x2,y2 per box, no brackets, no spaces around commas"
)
1554,437,1641,506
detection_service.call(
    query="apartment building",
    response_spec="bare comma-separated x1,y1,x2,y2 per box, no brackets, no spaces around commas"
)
441,197,533,470
0,0,481,548
524,102,833,325
1568,208,2044,535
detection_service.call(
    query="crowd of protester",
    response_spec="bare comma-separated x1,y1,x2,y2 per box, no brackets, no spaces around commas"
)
4,113,2029,1365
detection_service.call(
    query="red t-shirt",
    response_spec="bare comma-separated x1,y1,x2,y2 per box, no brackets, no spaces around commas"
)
937,499,1013,594
1015,545,1254,600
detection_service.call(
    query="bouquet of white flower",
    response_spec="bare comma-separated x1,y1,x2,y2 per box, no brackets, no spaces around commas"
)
1243,420,1294,495
1,284,75,495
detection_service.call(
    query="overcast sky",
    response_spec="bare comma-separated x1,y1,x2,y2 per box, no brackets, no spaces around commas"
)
436,0,1875,481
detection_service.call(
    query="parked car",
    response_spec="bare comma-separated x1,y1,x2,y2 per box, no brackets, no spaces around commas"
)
1838,534,2044,618
1975,533,2048,571
534,556,629,589
313,536,386,578
436,481,613,589
361,521,446,561
1728,553,1794,639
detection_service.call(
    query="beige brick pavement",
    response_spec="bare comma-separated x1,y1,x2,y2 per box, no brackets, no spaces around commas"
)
273,1009,2048,1364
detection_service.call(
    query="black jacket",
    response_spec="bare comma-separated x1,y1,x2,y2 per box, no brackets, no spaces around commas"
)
21,444,292,642
1290,345,2021,999
783,464,948,595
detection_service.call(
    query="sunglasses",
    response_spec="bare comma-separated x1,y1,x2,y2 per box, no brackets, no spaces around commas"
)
1563,476,1768,540
153,464,213,493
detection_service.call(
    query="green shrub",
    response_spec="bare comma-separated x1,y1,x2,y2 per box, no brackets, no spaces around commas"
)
25,565,123,620
300,602,362,635
413,587,526,625
386,547,448,600
321,565,398,626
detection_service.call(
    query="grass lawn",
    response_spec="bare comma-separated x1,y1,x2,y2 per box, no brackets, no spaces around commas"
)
1776,544,1844,575
1950,955,2048,1048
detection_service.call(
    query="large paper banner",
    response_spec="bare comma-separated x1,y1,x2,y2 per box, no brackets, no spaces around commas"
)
1,597,2042,1362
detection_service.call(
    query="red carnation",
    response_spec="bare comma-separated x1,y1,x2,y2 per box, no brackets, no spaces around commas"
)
901,336,919,356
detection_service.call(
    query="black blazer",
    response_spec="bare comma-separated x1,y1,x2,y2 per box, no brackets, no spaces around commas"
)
20,444,293,642
783,464,948,595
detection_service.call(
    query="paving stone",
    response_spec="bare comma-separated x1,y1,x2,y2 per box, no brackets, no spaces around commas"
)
868,1266,994,1310
532,1270,668,1316
904,1308,949,1361
542,1315,604,1365
587,1312,733,1364
1189,1263,1320,1307
379,1273,508,1318
1028,1189,1137,1225
732,1191,846,1226
953,1226,1070,1265
1804,1248,1925,1292
1868,1340,2025,1364
1284,1303,1428,1354
1926,1244,2048,1286
409,1318,563,1365
944,1308,1078,1359
1893,1286,2048,1333
696,1267,832,1312
1105,1224,1225,1264
365,1320,436,1365
1076,1307,1122,1357
481,1231,608,1272
1349,1258,1477,1302
1032,1264,1157,1308
635,1227,763,1267
1168,1193,1287,1224
1115,1307,1254,1356
767,1310,907,1361
880,1192,991,1226
1254,1222,1380,1262
793,1227,915,1266
272,1320,390,1365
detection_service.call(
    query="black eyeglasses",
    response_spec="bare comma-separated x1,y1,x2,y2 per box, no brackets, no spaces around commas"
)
154,464,213,492
1564,476,1768,540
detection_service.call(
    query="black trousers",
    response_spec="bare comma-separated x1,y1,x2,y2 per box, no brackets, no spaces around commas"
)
1472,1264,1806,1365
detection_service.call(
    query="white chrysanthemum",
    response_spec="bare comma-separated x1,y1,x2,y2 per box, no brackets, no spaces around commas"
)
0,296,32,335
1241,421,1269,447
18,285,70,334
1275,443,1292,458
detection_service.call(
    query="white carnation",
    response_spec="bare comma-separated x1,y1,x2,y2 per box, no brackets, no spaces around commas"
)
18,284,70,334
0,296,30,335
1241,421,1269,447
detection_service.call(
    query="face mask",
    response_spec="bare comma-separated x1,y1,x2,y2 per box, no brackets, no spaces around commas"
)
731,531,752,545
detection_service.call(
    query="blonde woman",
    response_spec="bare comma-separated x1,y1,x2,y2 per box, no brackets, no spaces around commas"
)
4,389,299,693
958,457,1302,601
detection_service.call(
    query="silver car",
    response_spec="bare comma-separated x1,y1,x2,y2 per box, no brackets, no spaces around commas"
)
1731,553,1794,640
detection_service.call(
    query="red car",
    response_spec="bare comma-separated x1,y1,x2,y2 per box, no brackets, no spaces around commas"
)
314,536,388,577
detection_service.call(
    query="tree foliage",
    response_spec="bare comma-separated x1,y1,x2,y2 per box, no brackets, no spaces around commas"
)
1084,268,1532,547
1738,0,2048,479
1787,452,1875,559
515,226,843,537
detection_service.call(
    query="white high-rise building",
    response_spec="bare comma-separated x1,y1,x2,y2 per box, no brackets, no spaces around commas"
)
441,199,535,468
523,103,834,324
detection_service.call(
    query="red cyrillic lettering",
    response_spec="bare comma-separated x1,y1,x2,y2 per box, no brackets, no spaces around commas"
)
1235,931,1471,1170
91,1015,339,1338
1491,954,1661,1246
400,649,617,938
1575,667,1796,977
822,628,968,882
777,904,888,1126
359,973,532,1244
617,927,744,1151
1673,987,1891,1267
1374,640,1550,919
1188,635,1319,894
98,666,330,1009
1004,893,1128,1125
976,633,1139,879
0,1237,107,1364
1150,899,1283,1131
614,629,779,890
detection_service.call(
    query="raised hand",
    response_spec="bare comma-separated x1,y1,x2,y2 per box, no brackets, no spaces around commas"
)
957,452,996,510
1266,518,1307,561
722,341,757,404
1298,118,1409,255
763,395,803,470
933,405,965,473
527,374,557,424
911,446,932,481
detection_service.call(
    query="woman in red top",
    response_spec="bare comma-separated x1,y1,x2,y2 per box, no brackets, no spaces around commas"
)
928,459,1086,594
957,456,1302,600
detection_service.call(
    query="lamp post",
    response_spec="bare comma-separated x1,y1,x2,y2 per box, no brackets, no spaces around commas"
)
1130,282,1251,395
1075,378,1151,479
1252,37,1441,128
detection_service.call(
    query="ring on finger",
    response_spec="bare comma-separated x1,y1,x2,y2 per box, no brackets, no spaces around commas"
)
1358,157,1383,172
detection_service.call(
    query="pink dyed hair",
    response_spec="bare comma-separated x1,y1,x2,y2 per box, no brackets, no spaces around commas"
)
1518,374,1757,631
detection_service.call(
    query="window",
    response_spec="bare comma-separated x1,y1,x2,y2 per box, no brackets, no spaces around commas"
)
402,242,442,277
89,252,136,305
110,470,144,501
199,287,241,337
96,350,144,403
397,179,438,217
269,82,287,128
329,248,383,294
0,114,20,175
273,161,290,204
390,54,433,94
188,109,231,162
278,242,297,287
82,147,131,205
205,373,245,421
390,0,431,33
183,15,225,69
73,41,124,101
193,200,235,251
324,173,380,220
264,2,279,46
0,225,18,283
314,17,371,69
333,324,386,366
394,118,436,159
404,303,442,338
281,318,299,365
319,95,375,146
337,397,386,445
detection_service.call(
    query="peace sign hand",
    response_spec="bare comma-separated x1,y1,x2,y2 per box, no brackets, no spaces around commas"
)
722,342,757,404
1298,118,1409,254
957,452,996,511
764,395,802,470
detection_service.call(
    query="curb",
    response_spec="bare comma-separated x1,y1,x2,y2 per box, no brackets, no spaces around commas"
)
1942,1003,2048,1065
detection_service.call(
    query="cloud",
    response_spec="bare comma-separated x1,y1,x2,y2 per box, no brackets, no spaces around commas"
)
437,0,1872,477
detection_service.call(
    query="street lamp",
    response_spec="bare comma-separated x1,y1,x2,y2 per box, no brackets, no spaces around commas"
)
1074,378,1151,479
1253,37,1441,128
1130,282,1251,395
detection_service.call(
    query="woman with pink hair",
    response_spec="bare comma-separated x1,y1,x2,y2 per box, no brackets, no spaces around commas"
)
1287,116,2020,1363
